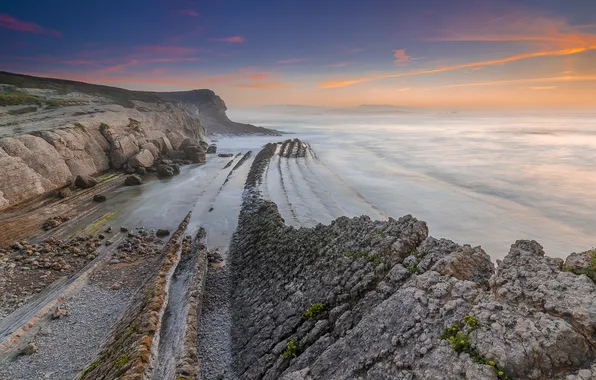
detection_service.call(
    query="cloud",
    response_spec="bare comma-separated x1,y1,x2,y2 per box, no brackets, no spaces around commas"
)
346,48,364,54
527,86,557,90
426,12,596,50
232,82,296,89
211,36,245,44
319,47,593,88
174,10,199,17
277,58,311,64
432,75,596,89
393,49,411,64
397,87,411,92
0,13,61,37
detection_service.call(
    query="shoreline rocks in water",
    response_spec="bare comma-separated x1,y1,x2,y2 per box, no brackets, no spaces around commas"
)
225,139,596,380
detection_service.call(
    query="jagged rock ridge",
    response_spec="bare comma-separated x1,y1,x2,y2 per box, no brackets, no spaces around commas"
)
229,139,596,380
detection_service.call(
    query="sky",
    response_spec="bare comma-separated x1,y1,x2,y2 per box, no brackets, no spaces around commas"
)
1,0,596,108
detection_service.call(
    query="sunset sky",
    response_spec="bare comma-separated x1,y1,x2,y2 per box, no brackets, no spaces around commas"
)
1,0,595,108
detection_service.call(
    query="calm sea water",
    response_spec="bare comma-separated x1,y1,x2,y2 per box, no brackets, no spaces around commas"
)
227,109,596,260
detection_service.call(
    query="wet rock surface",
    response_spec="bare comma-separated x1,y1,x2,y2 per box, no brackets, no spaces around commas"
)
227,140,596,380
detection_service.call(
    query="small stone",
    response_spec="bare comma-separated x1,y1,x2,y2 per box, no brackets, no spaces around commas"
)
105,240,113,246
93,194,107,202
156,229,170,238
53,308,67,319
105,227,113,233
120,226,128,232
110,282,122,290
23,343,37,355
98,234,105,240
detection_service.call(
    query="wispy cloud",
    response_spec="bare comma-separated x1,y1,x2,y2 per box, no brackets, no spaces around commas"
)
0,13,61,37
277,58,311,64
211,36,245,44
432,75,596,89
327,62,353,67
393,49,411,64
174,10,199,17
527,86,557,90
232,82,296,89
319,47,593,88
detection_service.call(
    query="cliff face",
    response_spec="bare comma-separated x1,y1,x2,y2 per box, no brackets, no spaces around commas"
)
0,72,210,211
155,90,281,136
229,139,596,380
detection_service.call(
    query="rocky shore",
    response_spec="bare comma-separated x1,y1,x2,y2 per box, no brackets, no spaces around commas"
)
0,72,278,211
1,74,595,380
226,139,596,380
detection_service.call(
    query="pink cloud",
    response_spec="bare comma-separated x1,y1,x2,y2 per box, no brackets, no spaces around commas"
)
0,13,61,37
393,49,411,64
211,36,245,44
174,10,200,17
134,45,197,56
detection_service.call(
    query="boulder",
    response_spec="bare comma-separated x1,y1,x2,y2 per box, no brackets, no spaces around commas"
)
110,134,139,169
179,138,197,150
136,167,147,175
156,165,175,178
199,141,209,152
156,229,170,237
166,130,186,150
93,194,107,202
75,174,98,189
57,188,72,199
141,142,160,159
99,123,116,143
218,153,234,158
206,144,217,154
124,175,143,186
167,150,187,160
152,136,173,155
128,149,154,168
184,145,206,164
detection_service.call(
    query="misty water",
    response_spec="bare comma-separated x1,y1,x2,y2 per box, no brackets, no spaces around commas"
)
226,109,596,260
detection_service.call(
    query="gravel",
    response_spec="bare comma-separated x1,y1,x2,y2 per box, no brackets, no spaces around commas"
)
197,262,234,380
0,282,133,380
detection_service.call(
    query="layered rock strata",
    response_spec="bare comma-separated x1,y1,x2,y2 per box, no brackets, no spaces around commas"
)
228,140,596,380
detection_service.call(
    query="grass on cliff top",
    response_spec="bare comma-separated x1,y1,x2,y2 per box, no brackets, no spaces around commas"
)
0,88,41,106
0,71,162,108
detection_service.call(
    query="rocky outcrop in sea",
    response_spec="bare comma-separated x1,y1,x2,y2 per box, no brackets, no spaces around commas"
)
228,139,596,380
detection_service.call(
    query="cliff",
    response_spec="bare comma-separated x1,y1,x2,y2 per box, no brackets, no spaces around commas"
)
154,90,281,136
228,139,596,380
0,72,273,211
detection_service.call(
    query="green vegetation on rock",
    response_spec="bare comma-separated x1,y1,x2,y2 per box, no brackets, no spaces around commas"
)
284,339,299,359
46,98,88,108
344,250,381,265
441,315,510,380
302,303,326,319
407,249,427,274
0,88,40,106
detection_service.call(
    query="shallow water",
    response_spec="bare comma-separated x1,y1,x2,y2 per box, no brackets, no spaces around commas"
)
226,110,596,260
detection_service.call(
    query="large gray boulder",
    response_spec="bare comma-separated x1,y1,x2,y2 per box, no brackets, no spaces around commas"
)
110,134,139,169
183,145,206,164
152,136,173,155
74,174,98,189
128,149,154,168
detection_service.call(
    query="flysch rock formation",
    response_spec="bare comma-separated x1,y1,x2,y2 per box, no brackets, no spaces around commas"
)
0,71,278,211
228,139,596,380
